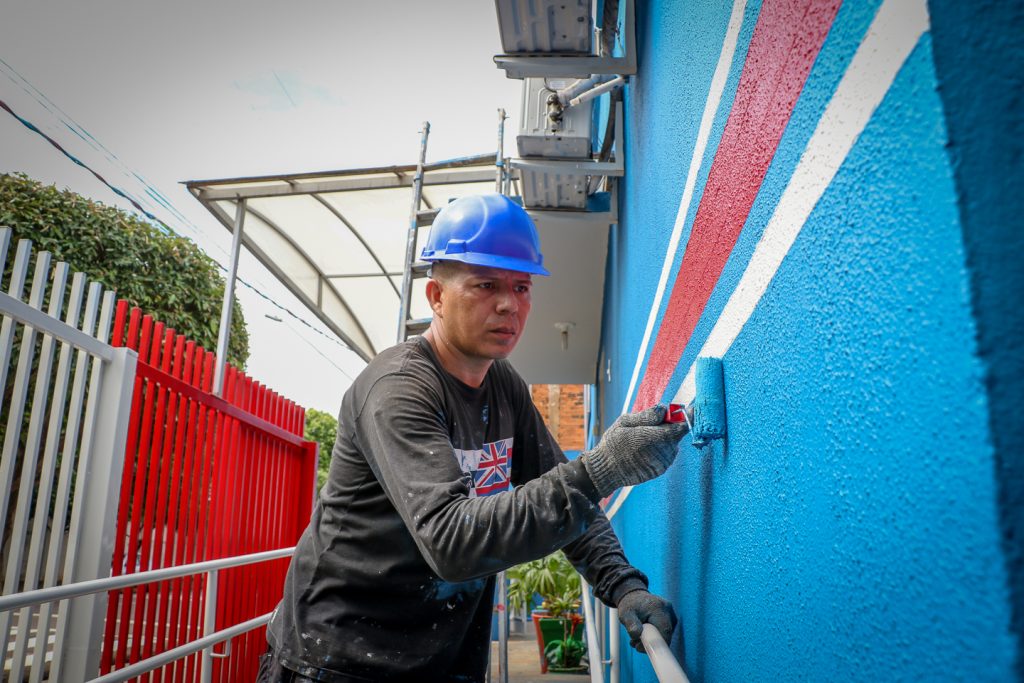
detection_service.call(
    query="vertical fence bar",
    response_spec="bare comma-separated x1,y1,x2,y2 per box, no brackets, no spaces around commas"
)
0,238,32,416
143,328,177,679
150,333,187,681
57,343,139,681
164,341,193,682
188,351,217,681
0,250,51,671
23,271,87,683
101,304,140,676
180,347,212,682
224,374,251,681
0,227,11,287
0,249,51,543
166,339,197,682
4,261,68,681
115,311,151,674
39,282,102,682
130,321,166,676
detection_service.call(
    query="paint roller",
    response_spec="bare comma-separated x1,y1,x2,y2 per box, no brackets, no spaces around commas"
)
664,357,726,447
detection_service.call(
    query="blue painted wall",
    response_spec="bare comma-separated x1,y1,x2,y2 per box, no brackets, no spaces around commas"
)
599,1,1022,680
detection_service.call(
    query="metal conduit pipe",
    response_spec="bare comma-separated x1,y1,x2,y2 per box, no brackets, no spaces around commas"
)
554,74,618,106
569,76,626,108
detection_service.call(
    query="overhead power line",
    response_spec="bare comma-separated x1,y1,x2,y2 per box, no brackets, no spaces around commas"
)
0,66,357,359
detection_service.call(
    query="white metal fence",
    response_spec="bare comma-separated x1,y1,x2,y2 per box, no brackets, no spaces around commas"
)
0,230,310,682
0,228,136,681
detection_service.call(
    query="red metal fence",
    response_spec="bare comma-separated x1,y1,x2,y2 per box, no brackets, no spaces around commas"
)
98,301,317,682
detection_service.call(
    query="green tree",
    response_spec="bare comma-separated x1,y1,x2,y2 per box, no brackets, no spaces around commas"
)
304,407,338,489
0,173,248,367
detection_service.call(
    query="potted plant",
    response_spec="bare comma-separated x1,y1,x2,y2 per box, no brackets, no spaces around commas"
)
507,551,587,674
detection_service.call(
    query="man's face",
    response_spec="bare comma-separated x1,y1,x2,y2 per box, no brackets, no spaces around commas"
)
430,262,533,361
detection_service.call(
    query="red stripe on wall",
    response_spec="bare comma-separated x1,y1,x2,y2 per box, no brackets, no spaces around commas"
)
634,0,842,409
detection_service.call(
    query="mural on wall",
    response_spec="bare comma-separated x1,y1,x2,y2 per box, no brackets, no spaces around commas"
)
598,0,1020,680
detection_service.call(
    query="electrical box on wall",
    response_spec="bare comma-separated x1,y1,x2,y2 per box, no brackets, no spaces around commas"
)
495,0,592,54
518,78,593,159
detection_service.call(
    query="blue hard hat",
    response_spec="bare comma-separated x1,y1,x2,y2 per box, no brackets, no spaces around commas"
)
420,193,549,276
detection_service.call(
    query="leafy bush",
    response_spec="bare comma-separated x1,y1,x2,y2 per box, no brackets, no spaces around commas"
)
0,173,248,367
303,407,338,489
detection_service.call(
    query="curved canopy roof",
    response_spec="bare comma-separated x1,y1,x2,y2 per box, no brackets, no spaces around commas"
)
187,154,614,384
186,155,499,362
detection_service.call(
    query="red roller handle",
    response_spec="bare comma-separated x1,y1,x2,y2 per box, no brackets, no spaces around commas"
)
664,403,688,423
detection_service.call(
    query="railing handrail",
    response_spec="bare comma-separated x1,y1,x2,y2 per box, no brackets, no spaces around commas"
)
0,288,115,361
640,624,690,683
582,579,689,683
0,547,295,613
87,612,273,683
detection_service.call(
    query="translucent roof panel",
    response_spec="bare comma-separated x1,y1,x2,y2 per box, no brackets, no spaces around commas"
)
188,155,498,361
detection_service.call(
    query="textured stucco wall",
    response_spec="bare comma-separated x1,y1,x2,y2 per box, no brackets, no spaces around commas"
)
599,0,1020,680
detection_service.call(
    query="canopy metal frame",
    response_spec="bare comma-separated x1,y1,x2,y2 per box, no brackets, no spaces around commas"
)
186,155,498,364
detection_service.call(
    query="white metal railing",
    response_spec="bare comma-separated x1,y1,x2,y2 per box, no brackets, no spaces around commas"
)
0,230,137,682
0,547,294,683
580,581,690,683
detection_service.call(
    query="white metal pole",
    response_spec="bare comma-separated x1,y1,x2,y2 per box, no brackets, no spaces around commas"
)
496,108,506,193
57,345,139,682
213,198,246,396
581,581,604,683
200,570,220,683
497,570,509,683
609,607,619,683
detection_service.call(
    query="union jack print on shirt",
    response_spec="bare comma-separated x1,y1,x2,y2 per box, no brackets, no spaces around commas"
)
453,437,513,498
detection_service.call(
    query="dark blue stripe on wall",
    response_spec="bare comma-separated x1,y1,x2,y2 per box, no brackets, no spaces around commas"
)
928,0,1024,676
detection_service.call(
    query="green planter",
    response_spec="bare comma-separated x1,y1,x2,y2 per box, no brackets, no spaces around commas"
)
534,614,587,673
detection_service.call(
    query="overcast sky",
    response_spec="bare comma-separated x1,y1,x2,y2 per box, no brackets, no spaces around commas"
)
0,0,523,414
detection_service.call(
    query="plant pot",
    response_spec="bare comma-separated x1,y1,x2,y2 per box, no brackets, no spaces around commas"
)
531,612,585,674
548,664,589,674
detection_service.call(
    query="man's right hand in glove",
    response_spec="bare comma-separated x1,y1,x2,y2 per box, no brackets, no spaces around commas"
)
581,405,690,499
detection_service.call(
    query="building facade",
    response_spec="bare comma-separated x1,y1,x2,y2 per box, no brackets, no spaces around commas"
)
597,0,1023,680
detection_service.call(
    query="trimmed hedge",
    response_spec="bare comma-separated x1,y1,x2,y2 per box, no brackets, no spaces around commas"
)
0,173,248,367
304,407,338,490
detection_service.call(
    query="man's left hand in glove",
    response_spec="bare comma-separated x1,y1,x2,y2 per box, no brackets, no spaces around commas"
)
616,589,677,652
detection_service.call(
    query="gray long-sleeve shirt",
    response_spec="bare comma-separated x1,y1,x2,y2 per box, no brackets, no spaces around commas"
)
268,337,646,682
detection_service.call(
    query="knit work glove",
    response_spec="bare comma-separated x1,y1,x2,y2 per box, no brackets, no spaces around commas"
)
581,405,689,499
617,589,678,652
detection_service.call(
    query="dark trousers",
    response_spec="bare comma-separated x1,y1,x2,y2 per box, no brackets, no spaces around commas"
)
255,651,317,683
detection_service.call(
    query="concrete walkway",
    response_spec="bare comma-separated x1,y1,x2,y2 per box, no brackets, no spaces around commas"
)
490,632,590,682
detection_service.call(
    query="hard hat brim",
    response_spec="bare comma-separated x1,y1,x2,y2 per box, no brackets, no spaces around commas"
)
424,252,550,276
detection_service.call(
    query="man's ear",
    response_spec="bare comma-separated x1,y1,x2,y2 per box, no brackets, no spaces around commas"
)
425,278,444,317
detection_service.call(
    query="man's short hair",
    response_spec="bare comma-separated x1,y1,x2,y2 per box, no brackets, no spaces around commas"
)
428,260,463,283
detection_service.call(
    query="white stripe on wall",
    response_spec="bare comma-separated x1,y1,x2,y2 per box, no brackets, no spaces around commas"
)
620,0,750,415
609,0,930,521
672,0,930,405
